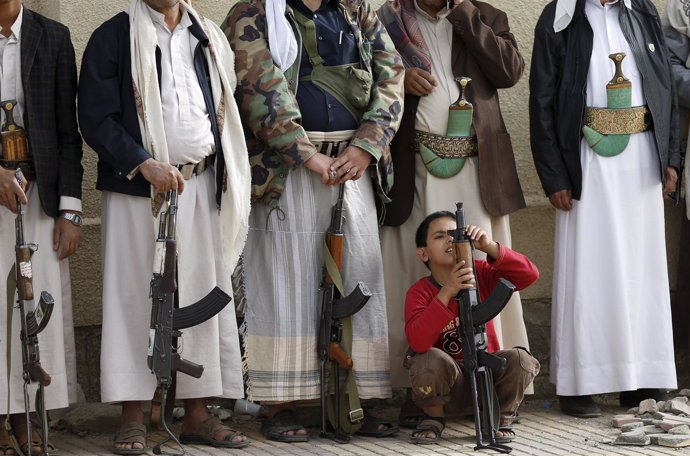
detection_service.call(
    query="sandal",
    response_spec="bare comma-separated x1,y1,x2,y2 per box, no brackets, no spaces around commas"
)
398,399,424,429
112,421,148,455
0,425,16,456
179,415,249,449
494,425,516,444
355,408,399,437
260,409,309,442
10,417,55,456
410,414,445,445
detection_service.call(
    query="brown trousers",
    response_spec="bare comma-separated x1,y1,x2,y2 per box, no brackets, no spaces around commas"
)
404,347,540,425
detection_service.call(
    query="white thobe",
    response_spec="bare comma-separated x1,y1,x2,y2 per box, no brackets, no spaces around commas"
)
550,0,677,395
379,1,530,388
99,7,243,402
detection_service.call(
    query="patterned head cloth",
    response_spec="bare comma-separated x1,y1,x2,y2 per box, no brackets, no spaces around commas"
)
553,0,631,32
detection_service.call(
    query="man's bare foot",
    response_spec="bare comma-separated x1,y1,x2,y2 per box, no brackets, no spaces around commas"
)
265,403,308,438
181,398,247,445
113,401,146,452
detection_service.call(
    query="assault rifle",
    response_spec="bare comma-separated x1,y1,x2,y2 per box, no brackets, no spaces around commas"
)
11,168,55,456
148,190,231,454
449,202,515,454
318,183,371,443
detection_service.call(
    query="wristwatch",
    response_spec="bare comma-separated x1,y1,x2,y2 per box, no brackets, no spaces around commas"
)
61,212,83,227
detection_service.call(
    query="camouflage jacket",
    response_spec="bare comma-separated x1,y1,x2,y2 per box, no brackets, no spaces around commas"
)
222,0,404,208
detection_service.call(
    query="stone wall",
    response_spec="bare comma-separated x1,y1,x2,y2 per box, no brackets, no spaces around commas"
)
21,0,689,401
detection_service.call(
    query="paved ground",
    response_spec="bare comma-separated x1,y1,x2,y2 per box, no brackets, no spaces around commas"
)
45,398,690,456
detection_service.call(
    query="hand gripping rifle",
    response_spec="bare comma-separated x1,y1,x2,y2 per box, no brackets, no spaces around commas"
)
449,202,515,454
7,169,55,456
318,183,371,443
148,190,231,455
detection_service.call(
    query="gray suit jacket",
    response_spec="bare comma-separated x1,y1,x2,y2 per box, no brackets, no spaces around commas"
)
19,8,83,217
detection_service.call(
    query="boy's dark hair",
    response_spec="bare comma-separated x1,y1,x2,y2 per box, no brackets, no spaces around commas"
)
415,211,455,247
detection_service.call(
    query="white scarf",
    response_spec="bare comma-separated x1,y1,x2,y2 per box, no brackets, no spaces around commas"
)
553,0,631,32
667,0,690,218
266,0,298,71
128,0,251,273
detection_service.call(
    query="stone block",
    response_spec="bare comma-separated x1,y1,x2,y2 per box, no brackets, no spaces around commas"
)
627,407,639,415
641,418,656,425
638,398,658,415
658,435,690,448
640,425,663,434
670,400,690,416
614,431,650,446
620,422,644,432
659,421,681,432
669,425,690,435
678,389,690,397
674,396,689,404
649,433,669,445
612,416,642,428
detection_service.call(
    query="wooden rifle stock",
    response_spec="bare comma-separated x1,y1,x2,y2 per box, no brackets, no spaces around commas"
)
325,233,344,284
328,341,353,369
161,239,177,293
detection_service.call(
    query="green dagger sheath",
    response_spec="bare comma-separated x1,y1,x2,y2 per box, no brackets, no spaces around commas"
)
420,77,474,178
582,53,632,157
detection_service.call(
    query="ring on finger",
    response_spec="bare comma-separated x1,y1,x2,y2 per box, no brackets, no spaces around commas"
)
329,170,337,178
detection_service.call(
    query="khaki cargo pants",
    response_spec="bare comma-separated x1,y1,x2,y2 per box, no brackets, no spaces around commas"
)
404,347,540,425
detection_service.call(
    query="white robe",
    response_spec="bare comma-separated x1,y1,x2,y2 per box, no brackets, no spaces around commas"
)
100,170,244,402
550,0,677,395
379,5,530,388
0,186,77,412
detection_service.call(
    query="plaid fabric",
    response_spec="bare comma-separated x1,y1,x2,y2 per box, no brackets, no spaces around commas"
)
19,10,83,217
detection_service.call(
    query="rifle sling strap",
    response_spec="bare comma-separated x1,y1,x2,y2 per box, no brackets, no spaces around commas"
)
323,240,345,296
326,315,363,435
5,265,24,456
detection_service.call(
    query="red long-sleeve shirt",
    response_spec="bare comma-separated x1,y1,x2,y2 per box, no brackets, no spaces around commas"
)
404,244,539,359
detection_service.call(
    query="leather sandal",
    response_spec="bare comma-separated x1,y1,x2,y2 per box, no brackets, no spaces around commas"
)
261,409,309,442
410,414,445,445
112,421,148,455
179,415,249,448
494,425,516,444
0,425,16,456
355,408,399,437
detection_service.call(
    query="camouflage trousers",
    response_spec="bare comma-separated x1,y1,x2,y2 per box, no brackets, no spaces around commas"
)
404,347,540,425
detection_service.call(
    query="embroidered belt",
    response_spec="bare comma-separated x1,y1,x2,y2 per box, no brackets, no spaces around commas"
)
313,139,350,158
0,159,36,181
584,106,651,135
414,130,478,158
176,154,215,180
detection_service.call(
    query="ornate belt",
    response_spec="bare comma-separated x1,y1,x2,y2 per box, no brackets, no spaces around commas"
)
0,159,36,181
176,154,215,180
584,106,651,135
414,130,478,159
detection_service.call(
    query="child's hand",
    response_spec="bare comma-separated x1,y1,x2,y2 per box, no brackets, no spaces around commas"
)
465,225,499,259
438,260,475,303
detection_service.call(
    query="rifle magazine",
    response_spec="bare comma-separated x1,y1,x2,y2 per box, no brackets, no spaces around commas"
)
172,286,231,330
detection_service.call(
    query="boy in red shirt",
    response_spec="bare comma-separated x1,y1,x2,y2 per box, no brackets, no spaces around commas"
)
404,211,540,444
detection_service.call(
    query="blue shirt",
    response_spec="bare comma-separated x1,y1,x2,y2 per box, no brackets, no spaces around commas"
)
289,0,359,131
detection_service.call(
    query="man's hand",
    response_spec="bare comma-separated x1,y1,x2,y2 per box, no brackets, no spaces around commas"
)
139,159,186,194
329,145,373,184
548,188,573,211
465,224,499,259
404,68,437,96
0,167,28,213
304,152,336,185
437,260,475,305
53,212,82,260
663,166,678,198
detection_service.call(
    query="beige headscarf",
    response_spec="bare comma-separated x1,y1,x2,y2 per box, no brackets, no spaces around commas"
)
553,0,632,32
128,0,251,273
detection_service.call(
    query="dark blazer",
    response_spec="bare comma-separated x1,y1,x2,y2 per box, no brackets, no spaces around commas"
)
19,9,83,217
78,12,226,205
381,0,526,226
529,0,680,200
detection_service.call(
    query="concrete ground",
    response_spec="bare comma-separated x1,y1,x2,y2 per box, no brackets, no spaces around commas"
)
45,397,690,456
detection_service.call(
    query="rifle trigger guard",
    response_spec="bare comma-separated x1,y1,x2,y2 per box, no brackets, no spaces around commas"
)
348,408,364,424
